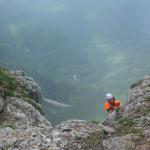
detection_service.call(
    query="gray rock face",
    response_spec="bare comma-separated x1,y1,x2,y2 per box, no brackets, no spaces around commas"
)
5,97,51,127
1,69,150,150
10,70,42,102
103,130,150,150
103,76,150,150
0,70,106,150
101,111,117,126
0,120,105,150
123,76,150,129
0,126,54,150
53,120,104,150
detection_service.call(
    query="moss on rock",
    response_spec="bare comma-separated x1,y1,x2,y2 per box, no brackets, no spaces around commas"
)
0,70,17,98
0,69,43,113
130,79,144,89
23,98,43,114
114,116,143,135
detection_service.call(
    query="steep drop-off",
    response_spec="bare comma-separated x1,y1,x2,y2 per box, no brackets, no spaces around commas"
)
0,68,150,150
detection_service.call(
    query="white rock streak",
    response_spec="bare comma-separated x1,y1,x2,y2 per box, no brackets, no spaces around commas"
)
73,74,79,82
43,98,71,108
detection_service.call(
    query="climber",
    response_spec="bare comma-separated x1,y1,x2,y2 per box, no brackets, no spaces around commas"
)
105,93,121,113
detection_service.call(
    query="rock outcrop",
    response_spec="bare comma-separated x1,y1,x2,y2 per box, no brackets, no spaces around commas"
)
0,69,105,150
0,68,150,150
10,70,42,102
103,76,150,149
53,120,104,150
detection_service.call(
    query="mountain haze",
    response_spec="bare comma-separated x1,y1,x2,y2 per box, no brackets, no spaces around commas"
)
0,0,150,123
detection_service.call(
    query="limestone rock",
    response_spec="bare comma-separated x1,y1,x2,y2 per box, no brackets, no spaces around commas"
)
103,132,150,150
53,120,104,150
1,69,150,150
10,70,42,102
103,76,150,150
5,97,51,127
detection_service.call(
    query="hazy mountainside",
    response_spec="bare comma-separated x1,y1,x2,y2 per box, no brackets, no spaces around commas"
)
0,68,150,150
1,0,150,122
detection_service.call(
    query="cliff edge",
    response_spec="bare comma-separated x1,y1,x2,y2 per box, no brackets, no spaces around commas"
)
0,68,150,150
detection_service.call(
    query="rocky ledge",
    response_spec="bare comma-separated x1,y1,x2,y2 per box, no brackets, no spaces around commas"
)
0,68,150,150
103,76,150,149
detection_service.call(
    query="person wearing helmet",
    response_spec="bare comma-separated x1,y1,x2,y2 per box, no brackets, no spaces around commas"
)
105,93,121,113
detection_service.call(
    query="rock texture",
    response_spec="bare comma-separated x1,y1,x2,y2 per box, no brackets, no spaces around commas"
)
53,120,104,150
10,70,42,102
103,76,150,150
0,69,150,150
0,69,105,150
